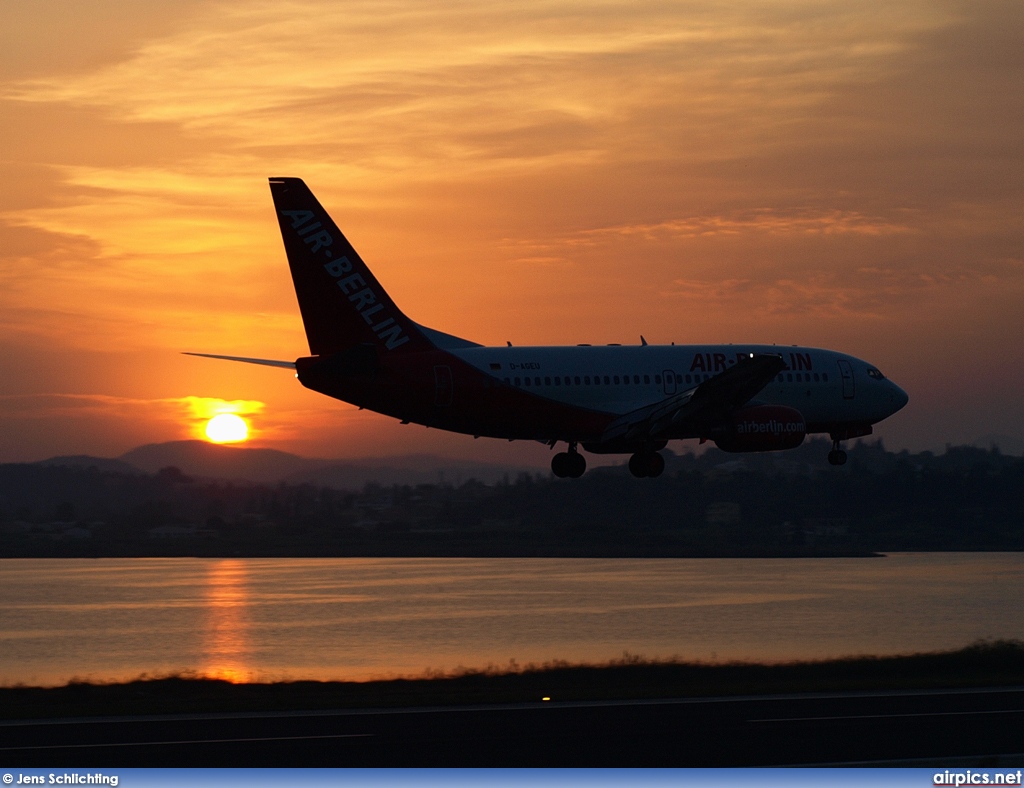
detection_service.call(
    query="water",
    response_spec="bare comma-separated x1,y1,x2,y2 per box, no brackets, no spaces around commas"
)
1,553,1021,687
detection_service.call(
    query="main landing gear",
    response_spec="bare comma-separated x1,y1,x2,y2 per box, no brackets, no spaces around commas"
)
828,438,848,466
552,444,587,478
629,450,665,478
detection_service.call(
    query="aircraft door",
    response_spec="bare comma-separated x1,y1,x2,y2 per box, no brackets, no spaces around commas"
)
434,365,453,407
837,360,855,399
663,369,677,396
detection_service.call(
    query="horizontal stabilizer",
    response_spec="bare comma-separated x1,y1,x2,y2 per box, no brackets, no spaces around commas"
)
183,352,296,369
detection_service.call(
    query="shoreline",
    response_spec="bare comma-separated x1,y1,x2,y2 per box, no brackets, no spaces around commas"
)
3,640,1022,721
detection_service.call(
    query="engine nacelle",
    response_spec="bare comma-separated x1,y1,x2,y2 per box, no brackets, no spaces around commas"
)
711,405,806,453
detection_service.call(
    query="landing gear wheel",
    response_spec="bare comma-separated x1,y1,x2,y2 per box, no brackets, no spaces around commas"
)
567,451,586,478
552,447,587,478
629,451,665,478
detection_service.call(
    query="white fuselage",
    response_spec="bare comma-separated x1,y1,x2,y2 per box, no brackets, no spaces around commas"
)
451,343,908,430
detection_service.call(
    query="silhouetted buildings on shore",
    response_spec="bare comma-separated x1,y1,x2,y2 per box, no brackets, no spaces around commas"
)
2,438,1023,558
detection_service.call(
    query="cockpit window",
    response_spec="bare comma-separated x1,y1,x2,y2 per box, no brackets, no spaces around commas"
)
866,367,886,380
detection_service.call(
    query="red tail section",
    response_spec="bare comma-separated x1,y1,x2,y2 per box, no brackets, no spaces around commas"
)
269,178,434,356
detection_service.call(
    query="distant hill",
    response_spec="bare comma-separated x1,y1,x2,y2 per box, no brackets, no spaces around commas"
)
34,455,145,475
107,441,533,487
118,441,329,483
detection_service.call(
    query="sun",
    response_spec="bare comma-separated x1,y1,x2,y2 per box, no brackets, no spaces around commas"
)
204,413,249,444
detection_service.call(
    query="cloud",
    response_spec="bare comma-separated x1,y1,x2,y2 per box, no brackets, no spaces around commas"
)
663,260,1020,319
0,390,367,436
0,392,261,421
179,396,264,420
573,209,917,242
4,1,950,167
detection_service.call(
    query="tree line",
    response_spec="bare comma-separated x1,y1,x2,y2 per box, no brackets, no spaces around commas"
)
1,438,1022,557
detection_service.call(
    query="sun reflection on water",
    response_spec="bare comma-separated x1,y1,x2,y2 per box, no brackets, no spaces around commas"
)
203,559,251,682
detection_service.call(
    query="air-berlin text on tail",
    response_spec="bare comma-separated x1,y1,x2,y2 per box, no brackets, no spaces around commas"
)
280,209,410,350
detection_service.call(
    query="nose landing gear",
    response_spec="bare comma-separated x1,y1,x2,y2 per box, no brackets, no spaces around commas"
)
828,438,847,466
552,443,587,478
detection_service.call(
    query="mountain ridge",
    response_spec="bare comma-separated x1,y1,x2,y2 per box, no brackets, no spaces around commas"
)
33,440,533,488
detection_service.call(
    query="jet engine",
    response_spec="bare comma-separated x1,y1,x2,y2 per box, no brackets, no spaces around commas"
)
710,405,806,453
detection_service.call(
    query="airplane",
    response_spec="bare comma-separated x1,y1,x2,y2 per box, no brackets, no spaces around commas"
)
187,177,909,478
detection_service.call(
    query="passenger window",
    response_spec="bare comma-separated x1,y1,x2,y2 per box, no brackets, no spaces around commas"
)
584,376,591,385
535,377,541,386
787,373,793,382
814,373,820,382
545,377,551,385
823,373,828,382
554,377,560,386
644,375,650,384
523,377,530,386
613,376,620,384
575,377,581,385
675,374,682,384
655,375,662,384
603,376,610,384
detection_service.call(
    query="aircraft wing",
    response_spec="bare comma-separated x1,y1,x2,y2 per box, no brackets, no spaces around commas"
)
183,352,296,369
598,353,787,444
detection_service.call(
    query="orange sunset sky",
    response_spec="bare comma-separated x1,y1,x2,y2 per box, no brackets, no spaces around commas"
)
1,0,1022,465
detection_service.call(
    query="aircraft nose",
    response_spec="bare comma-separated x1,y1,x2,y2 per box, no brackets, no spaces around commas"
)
889,382,909,413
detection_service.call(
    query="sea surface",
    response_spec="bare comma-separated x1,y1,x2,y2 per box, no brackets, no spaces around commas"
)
1,553,1022,687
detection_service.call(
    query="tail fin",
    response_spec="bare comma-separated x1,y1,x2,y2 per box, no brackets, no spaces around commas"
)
269,178,434,356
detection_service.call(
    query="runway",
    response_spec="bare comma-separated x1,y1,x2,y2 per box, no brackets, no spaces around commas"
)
3,686,1024,766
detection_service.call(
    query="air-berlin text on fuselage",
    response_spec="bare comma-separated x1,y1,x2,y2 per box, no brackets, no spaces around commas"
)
689,352,813,373
280,209,410,350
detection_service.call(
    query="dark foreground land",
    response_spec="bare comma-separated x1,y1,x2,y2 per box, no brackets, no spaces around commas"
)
3,642,1024,766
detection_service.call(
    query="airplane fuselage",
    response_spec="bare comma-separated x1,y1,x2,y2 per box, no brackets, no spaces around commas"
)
296,342,907,445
